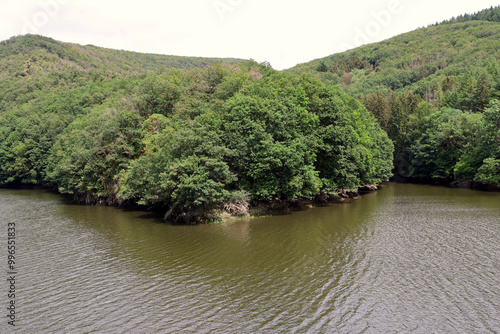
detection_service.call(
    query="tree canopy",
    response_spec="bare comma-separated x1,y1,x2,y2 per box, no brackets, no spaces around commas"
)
0,41,393,223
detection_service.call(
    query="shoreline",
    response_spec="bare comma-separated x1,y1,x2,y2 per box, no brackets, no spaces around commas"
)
0,181,379,224
2,179,497,224
390,175,500,192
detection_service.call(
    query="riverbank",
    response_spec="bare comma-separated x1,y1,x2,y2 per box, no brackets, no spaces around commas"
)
0,181,379,224
5,178,497,224
390,175,500,192
162,185,378,224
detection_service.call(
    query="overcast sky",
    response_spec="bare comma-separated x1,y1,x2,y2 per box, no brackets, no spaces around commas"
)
1,0,498,70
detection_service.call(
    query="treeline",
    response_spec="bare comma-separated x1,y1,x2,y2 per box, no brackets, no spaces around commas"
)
0,61,393,223
364,65,499,126
431,5,500,26
290,7,500,98
408,102,499,186
0,35,244,74
295,21,500,98
362,79,499,185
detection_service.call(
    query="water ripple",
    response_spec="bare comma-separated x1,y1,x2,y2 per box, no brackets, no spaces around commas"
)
1,184,499,333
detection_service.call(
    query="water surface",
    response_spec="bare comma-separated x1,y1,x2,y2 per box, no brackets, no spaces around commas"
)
1,183,499,333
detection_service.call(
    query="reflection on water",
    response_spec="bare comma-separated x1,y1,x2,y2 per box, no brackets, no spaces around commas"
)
0,183,499,333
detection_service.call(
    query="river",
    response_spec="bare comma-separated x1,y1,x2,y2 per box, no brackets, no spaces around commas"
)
1,183,499,333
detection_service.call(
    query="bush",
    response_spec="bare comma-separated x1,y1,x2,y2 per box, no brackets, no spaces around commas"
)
475,158,500,185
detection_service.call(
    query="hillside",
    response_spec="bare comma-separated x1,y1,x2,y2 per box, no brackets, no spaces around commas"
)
0,34,244,76
288,20,499,97
0,35,245,111
288,7,500,186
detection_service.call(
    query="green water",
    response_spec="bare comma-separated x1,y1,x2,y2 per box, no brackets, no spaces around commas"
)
1,183,499,333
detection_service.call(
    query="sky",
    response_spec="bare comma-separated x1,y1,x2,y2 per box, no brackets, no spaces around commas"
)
0,0,498,70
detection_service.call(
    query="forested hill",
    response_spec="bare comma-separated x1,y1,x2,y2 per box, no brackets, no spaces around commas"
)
1,34,244,75
287,19,500,97
430,5,500,26
0,36,394,224
288,6,500,187
0,34,245,111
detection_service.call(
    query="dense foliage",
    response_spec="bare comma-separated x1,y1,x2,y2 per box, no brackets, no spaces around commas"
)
0,36,393,223
119,73,393,212
289,7,500,185
290,21,500,100
402,101,500,184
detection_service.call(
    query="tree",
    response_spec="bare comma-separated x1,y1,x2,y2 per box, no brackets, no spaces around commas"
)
425,81,442,107
387,91,420,170
474,71,491,112
363,92,391,130
316,61,329,72
47,107,143,196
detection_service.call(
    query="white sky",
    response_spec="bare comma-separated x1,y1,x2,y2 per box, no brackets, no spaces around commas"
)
0,0,498,70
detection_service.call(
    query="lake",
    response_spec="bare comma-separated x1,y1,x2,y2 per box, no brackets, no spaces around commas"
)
1,183,499,333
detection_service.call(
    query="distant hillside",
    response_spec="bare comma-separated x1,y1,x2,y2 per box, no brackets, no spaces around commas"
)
288,19,499,98
288,7,500,185
0,34,245,111
0,34,244,77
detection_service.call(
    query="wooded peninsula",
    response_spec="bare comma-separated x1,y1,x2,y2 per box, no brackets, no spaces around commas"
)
1,6,499,223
